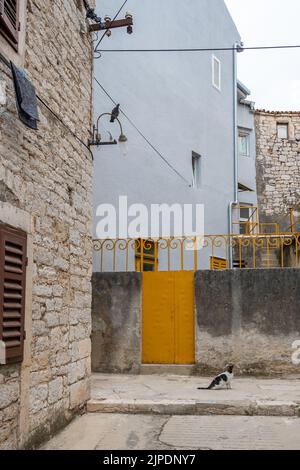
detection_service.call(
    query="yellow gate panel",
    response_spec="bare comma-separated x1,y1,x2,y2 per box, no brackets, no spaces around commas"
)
174,271,195,364
142,272,174,364
142,271,195,365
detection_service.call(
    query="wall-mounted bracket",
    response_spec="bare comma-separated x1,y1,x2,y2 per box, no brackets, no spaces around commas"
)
89,16,133,33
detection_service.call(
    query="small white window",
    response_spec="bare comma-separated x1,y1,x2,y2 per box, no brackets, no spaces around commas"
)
277,123,288,139
239,132,250,157
192,152,201,189
212,55,221,91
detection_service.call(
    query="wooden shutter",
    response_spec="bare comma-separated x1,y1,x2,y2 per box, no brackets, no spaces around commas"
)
0,0,20,49
0,223,27,364
210,256,228,270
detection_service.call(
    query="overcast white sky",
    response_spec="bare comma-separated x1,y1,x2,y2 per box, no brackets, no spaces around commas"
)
225,0,300,110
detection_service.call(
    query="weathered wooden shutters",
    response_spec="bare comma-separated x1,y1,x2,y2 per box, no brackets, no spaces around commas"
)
0,0,20,48
0,223,27,364
210,256,228,270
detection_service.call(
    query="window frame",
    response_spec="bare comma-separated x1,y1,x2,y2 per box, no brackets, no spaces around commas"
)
0,222,27,365
239,204,253,235
0,0,20,51
135,239,158,272
238,131,250,158
277,123,289,140
212,55,221,91
192,151,201,189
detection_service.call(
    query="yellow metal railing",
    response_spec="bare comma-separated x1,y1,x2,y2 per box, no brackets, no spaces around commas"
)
234,221,280,235
93,234,300,272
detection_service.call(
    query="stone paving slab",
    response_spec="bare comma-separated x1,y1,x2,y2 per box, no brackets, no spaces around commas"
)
88,373,300,417
43,414,300,450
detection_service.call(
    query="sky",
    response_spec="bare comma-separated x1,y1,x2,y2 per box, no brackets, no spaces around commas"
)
225,0,300,110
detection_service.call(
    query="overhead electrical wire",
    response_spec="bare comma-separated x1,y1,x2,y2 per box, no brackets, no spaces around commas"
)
96,44,300,54
94,0,129,57
93,76,191,185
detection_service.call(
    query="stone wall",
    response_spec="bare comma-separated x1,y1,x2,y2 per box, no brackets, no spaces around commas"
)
92,273,142,374
91,271,300,377
255,110,300,229
0,0,94,449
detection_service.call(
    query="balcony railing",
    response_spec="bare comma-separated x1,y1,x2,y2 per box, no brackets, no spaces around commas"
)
93,233,300,273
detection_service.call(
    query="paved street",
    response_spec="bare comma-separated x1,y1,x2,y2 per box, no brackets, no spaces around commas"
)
43,413,300,450
43,374,300,450
88,373,300,416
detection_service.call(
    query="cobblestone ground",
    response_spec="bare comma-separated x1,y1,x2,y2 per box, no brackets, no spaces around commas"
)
43,413,300,450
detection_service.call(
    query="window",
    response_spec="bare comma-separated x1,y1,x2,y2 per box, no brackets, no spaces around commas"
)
0,223,27,365
212,55,221,91
239,205,252,235
238,132,250,157
192,152,201,189
135,239,158,272
277,123,288,139
0,0,19,50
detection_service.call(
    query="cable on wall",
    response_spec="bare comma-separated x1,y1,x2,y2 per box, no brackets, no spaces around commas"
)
94,76,191,185
0,52,93,160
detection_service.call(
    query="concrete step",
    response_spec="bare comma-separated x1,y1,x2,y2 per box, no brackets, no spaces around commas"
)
140,364,195,376
87,398,300,418
89,374,300,418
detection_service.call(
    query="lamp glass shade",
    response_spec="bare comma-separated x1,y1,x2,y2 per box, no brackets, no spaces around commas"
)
119,134,128,143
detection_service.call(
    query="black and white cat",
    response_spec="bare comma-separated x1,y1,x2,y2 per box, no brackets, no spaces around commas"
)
198,364,234,390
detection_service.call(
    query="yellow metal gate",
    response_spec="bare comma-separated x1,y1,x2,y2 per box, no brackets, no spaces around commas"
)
142,271,195,364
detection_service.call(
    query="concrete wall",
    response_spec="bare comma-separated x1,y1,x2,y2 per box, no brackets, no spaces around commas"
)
92,270,300,377
0,0,94,449
92,273,142,374
93,0,241,271
195,269,300,376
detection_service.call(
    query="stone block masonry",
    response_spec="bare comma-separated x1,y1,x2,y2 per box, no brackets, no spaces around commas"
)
0,0,94,449
255,110,300,228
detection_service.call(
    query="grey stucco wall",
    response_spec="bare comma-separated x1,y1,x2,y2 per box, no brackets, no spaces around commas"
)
237,97,258,208
195,269,300,376
93,0,241,273
92,273,142,374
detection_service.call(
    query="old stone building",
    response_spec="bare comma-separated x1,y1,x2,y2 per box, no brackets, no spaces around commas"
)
255,110,300,229
0,0,94,449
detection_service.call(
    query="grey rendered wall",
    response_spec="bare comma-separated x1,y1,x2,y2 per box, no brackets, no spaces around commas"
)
195,269,300,376
93,0,241,272
238,101,258,207
92,273,142,374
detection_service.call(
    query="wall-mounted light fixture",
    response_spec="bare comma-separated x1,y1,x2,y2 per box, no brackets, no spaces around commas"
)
88,111,127,147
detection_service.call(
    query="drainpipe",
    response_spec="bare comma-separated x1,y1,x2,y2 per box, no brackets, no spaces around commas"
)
228,41,244,268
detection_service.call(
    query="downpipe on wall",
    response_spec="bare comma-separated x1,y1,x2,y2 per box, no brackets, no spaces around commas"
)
228,41,244,268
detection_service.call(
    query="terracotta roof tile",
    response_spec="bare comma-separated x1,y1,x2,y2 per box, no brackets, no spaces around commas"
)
255,109,300,115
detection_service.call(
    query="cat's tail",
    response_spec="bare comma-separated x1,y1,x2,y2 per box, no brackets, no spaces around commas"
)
197,387,210,390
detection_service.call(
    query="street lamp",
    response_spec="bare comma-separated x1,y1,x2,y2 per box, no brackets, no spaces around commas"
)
89,112,127,147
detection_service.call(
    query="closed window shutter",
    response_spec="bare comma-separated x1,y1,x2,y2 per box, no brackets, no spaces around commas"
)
0,223,27,364
0,0,20,48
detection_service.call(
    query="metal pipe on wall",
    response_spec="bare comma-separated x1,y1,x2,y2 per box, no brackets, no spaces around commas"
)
228,41,243,268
